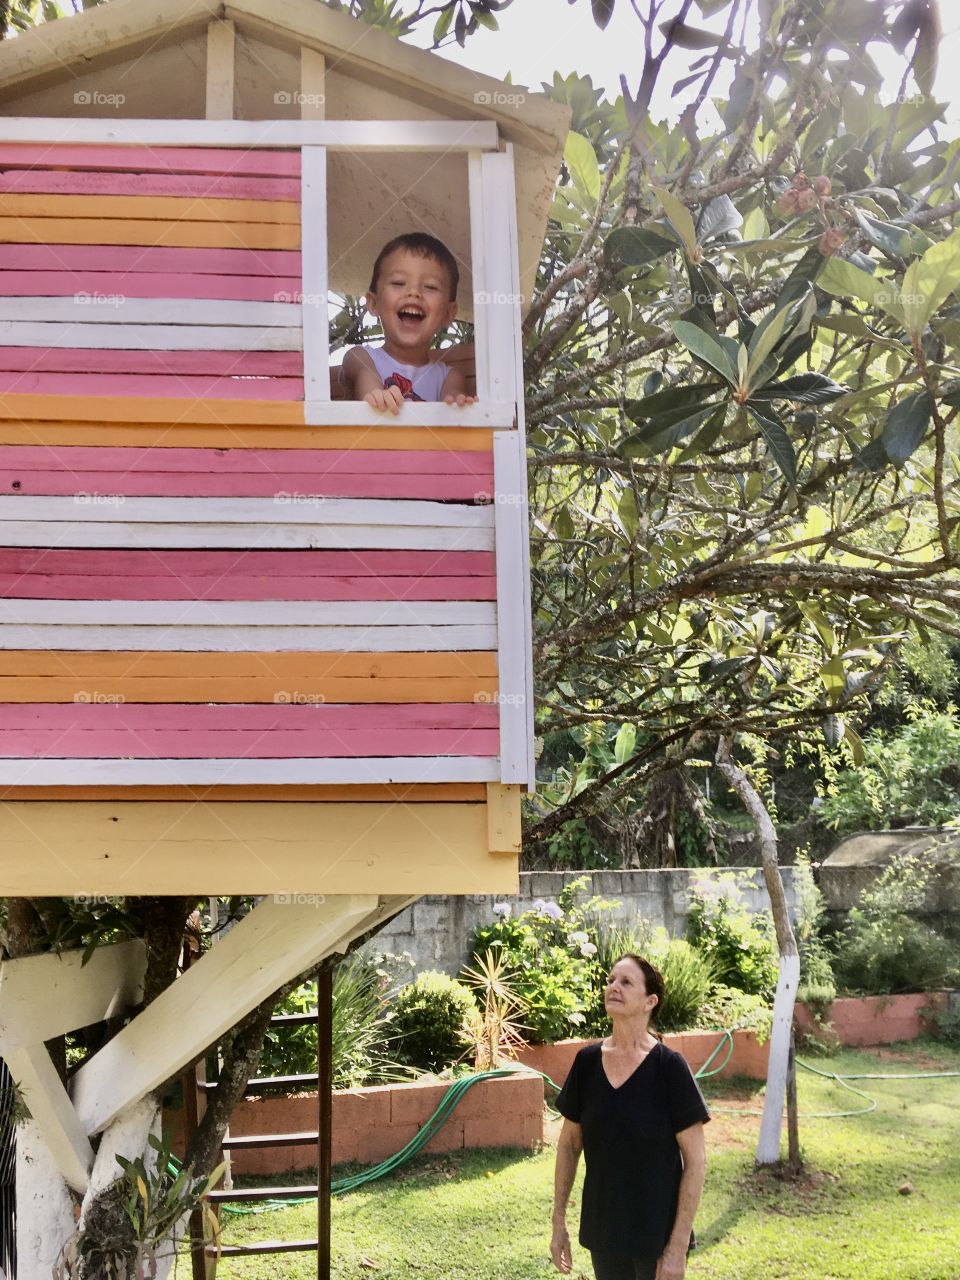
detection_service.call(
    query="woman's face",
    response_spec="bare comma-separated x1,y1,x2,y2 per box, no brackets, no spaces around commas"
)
604,958,658,1022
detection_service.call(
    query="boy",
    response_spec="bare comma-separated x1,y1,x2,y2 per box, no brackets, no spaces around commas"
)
340,232,476,413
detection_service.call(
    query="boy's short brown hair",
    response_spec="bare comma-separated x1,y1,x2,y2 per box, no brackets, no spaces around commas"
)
368,232,460,302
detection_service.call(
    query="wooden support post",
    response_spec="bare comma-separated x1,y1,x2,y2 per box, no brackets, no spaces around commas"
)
205,20,235,121
318,966,333,1280
3,1045,93,1194
300,48,326,119
486,783,521,856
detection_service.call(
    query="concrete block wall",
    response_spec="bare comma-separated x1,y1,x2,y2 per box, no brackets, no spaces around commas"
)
366,867,798,979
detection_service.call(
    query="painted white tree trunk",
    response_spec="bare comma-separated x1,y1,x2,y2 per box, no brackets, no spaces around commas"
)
756,951,801,1164
15,1122,75,1280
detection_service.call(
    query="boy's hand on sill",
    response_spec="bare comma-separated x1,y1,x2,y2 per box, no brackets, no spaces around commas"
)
363,385,405,415
443,393,479,407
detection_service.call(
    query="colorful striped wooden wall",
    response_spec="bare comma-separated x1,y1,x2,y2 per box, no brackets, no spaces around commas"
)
0,141,525,814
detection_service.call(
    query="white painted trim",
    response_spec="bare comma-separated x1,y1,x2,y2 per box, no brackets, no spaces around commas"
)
205,18,235,121
303,400,514,428
0,521,493,551
493,431,528,784
0,940,145,1051
5,1044,94,1193
756,952,801,1164
0,321,302,351
70,894,381,1134
0,600,495,626
0,298,300,326
0,494,494,527
0,623,498,650
0,757,500,785
467,150,491,405
479,151,522,406
0,119,499,151
301,146,329,403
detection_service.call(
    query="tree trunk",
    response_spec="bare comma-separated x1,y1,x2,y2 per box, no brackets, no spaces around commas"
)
716,737,801,1168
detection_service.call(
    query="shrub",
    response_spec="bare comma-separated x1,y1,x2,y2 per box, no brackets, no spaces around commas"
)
696,984,773,1042
388,971,478,1072
644,936,716,1032
687,879,779,998
833,852,960,995
794,851,837,1006
260,954,405,1088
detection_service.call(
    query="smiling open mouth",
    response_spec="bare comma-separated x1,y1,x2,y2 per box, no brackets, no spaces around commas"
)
397,306,425,322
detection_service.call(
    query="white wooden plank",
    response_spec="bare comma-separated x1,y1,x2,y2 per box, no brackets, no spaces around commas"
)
0,757,500,785
205,18,236,121
0,521,493,551
480,150,523,406
0,600,496,627
0,119,499,151
0,623,497,651
0,941,146,1052
467,150,491,405
70,893,385,1134
0,495,493,528
0,321,302,351
303,400,515,428
0,297,300,326
301,147,329,403
4,1044,93,1193
493,430,528,784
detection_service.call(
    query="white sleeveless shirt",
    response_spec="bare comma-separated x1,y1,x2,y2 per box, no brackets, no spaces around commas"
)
363,345,451,402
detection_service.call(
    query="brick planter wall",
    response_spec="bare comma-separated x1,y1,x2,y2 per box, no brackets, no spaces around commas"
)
794,991,949,1047
169,1071,545,1177
515,1027,769,1085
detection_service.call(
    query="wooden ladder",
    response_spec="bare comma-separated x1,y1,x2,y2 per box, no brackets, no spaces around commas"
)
184,970,334,1279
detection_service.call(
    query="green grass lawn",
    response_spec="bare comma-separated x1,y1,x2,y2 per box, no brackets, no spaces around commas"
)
212,1040,960,1280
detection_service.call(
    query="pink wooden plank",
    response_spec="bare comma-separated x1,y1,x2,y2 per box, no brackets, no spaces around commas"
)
0,349,303,375
1,471,492,500
0,272,304,301
0,373,304,401
3,704,498,729
0,170,300,201
0,245,301,276
0,445,490,476
0,145,301,177
0,728,500,758
0,549,495,577
0,574,497,601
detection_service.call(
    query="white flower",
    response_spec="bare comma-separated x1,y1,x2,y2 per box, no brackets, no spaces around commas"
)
492,902,511,919
569,931,589,945
580,942,598,957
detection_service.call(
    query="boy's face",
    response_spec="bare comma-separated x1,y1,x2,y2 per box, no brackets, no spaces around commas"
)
366,247,457,356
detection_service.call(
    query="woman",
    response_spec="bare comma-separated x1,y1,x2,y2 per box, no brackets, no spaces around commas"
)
550,954,709,1280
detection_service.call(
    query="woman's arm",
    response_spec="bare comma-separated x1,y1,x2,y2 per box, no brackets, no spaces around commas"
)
551,1119,583,1274
656,1123,707,1280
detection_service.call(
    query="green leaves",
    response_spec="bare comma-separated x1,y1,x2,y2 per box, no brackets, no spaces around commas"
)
564,130,600,202
881,390,933,465
605,225,679,268
671,319,738,383
750,373,849,404
654,185,698,256
747,402,796,486
900,227,960,338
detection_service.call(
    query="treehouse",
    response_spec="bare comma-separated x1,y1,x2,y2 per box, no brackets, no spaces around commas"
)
0,0,570,901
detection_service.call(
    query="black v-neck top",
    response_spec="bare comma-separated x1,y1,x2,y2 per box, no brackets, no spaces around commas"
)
555,1041,710,1259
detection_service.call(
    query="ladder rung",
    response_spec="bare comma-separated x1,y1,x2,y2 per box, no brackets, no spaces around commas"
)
207,1185,318,1204
200,1073,318,1094
222,1131,320,1150
269,1012,319,1027
205,1240,319,1256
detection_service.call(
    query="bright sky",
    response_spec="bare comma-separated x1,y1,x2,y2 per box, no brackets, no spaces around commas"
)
413,0,960,130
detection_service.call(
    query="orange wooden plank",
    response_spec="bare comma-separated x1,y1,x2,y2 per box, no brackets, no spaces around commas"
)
0,421,494,451
0,678,496,703
0,217,300,250
0,193,299,225
0,396,306,426
0,651,499,677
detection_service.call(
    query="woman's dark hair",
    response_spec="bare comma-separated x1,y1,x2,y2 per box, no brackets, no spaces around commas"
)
612,953,665,1023
369,232,460,301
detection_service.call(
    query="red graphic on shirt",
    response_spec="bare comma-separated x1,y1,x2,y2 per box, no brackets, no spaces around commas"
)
384,372,423,402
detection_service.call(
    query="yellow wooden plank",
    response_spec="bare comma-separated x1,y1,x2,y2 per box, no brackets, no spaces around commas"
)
0,396,305,425
0,784,485,802
486,782,522,855
0,193,298,224
0,422,494,451
0,651,499,677
0,217,300,249
0,802,520,896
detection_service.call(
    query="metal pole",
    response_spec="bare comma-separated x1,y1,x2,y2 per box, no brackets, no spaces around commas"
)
317,966,333,1280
